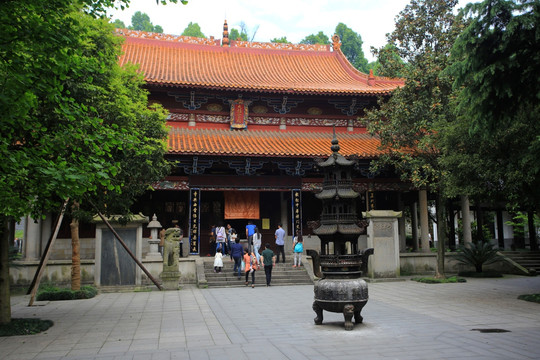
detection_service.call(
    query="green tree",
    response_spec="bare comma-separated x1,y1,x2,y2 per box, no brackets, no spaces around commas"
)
112,19,126,28
335,23,369,73
371,43,405,77
129,11,163,33
182,21,206,38
365,0,464,278
63,13,170,290
270,36,290,43
447,0,540,232
300,31,330,45
0,0,179,324
230,28,248,41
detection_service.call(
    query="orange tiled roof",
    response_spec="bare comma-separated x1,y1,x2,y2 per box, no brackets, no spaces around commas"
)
168,127,382,158
117,29,403,96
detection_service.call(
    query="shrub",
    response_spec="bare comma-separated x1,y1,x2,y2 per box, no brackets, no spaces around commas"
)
411,276,466,284
36,285,98,301
0,318,53,336
518,294,540,304
454,241,502,273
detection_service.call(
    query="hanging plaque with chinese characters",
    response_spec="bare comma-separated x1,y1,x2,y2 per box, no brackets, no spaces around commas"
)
291,189,303,237
229,99,252,130
189,188,201,254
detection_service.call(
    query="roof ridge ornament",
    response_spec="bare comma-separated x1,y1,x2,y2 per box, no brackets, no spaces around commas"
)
331,125,340,154
222,20,229,47
332,34,341,51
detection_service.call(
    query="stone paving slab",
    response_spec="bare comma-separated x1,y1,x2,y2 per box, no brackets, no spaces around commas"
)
2,275,540,359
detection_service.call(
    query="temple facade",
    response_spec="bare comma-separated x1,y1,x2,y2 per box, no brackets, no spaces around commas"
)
115,24,411,257
16,23,461,287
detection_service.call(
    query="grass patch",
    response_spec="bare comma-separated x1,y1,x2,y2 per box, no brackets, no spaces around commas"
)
0,318,53,336
517,294,540,304
458,271,503,278
36,285,97,301
411,276,467,284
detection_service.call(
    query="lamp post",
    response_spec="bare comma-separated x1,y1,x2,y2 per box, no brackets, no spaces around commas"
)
147,214,162,260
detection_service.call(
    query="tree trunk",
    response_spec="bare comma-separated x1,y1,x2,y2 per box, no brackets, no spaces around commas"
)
528,209,538,251
435,194,447,279
70,201,81,291
461,196,472,247
448,201,456,251
419,189,430,252
0,216,12,324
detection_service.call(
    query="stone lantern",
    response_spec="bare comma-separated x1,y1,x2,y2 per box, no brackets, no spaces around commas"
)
146,214,162,260
309,130,373,330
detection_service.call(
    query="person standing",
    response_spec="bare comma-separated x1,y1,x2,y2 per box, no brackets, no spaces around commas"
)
226,224,236,260
245,221,256,253
230,238,244,280
209,225,217,257
275,223,286,263
213,248,224,273
215,223,227,255
261,243,276,286
293,234,303,268
243,249,258,288
252,227,262,263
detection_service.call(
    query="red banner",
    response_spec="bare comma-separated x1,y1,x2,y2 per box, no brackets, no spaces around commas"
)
224,191,260,219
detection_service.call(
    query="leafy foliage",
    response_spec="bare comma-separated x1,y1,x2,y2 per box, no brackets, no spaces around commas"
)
365,0,463,190
230,28,248,41
129,11,163,33
182,21,206,38
454,241,502,273
112,19,126,28
36,285,98,301
447,0,540,210
300,31,330,45
0,0,171,323
0,318,53,336
270,36,290,43
335,23,369,73
517,294,540,304
411,276,466,283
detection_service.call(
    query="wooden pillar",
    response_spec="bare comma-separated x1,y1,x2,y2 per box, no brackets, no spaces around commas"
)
496,210,505,249
461,196,472,247
528,210,538,251
419,189,430,252
411,202,419,251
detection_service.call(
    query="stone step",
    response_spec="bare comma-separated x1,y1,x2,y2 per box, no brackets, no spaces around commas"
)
201,258,312,288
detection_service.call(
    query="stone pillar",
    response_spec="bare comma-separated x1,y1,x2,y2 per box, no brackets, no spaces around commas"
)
24,216,41,260
363,210,402,278
398,195,406,251
461,195,472,247
419,189,430,252
411,202,419,251
280,192,289,251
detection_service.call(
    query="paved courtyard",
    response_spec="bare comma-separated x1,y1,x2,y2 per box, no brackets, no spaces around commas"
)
2,275,540,359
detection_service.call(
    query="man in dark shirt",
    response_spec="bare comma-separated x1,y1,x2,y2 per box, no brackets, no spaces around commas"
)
230,238,244,280
261,243,276,286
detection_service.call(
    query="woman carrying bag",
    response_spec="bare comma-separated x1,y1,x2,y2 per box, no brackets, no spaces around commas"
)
243,249,259,288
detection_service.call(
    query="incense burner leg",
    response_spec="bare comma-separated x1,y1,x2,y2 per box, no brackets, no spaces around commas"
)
313,301,323,325
343,304,354,331
354,310,363,324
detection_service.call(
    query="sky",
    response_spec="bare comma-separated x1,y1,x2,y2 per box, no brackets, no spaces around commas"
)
109,0,478,62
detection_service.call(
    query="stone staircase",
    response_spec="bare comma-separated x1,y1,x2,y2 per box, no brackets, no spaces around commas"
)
201,257,313,288
500,251,540,275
